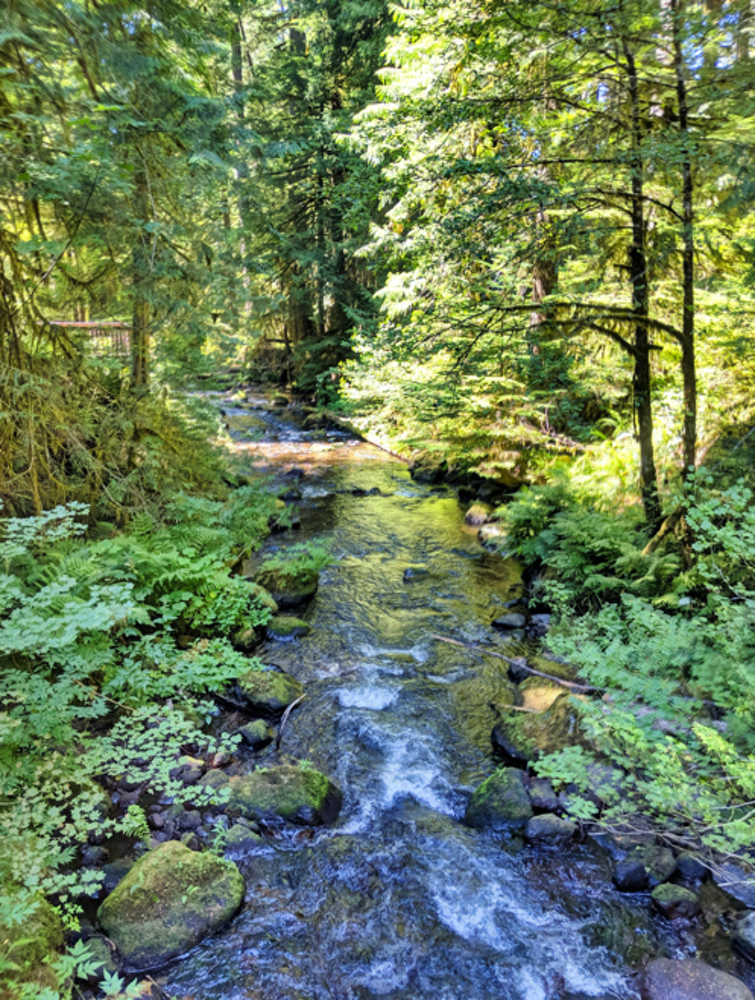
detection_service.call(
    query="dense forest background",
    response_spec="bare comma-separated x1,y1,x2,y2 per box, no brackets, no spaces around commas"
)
4,0,755,996
4,0,755,516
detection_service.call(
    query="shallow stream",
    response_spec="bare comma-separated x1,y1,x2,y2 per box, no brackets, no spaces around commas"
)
161,392,697,1000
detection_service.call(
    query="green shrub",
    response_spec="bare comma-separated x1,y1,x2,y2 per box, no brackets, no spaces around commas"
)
505,470,755,858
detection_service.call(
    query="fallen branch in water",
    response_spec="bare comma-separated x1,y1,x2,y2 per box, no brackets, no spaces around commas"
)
431,634,599,694
276,693,306,750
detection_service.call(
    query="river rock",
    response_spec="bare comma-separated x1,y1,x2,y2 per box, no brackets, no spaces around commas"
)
97,841,244,971
613,845,676,892
403,565,429,581
239,719,275,749
409,454,445,484
713,862,755,907
525,813,577,842
0,894,64,995
641,958,754,1000
198,768,230,791
528,613,551,637
734,911,755,962
236,667,303,717
491,721,534,765
651,883,701,919
527,777,560,813
465,502,494,526
266,616,311,640
677,852,709,882
465,768,533,833
478,523,506,546
227,765,342,826
225,823,263,857
492,613,526,630
588,819,655,860
253,566,318,608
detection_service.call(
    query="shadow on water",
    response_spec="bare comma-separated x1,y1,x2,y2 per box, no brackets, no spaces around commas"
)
165,394,644,1000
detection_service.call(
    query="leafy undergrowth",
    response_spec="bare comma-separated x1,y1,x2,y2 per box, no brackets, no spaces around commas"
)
498,464,755,861
0,486,280,997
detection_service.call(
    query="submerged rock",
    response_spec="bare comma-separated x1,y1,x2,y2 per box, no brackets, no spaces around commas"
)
97,841,244,971
641,958,753,1000
236,667,304,717
525,813,577,843
492,613,526,630
651,883,701,920
613,845,676,892
403,565,429,581
465,768,533,833
266,616,311,640
227,764,342,826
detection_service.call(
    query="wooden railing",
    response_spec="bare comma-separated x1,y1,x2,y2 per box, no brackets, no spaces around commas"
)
48,321,131,360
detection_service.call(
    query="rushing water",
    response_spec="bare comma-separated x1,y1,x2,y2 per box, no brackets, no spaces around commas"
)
163,393,656,1000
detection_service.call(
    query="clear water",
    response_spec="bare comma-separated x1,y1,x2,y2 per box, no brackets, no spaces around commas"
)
164,395,652,1000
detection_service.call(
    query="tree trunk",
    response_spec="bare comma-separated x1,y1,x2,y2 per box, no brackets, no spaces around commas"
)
623,37,662,530
131,165,150,388
671,0,697,478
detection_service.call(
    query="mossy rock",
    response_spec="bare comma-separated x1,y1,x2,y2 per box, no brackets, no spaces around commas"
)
197,768,230,791
492,690,584,763
97,841,244,971
651,882,701,920
464,768,533,833
253,567,319,608
245,581,278,614
227,765,342,826
237,668,304,717
0,894,64,1000
239,719,275,749
267,616,311,640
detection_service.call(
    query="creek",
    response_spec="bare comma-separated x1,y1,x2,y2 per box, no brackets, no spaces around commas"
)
163,391,681,1000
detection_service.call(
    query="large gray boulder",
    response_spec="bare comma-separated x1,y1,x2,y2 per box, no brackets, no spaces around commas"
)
641,958,753,1000
465,768,533,833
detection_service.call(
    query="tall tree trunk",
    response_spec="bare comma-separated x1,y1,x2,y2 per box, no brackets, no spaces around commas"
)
131,164,150,388
671,0,697,478
623,37,662,530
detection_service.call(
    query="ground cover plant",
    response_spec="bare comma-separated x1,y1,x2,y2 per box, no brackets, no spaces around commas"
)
0,483,281,998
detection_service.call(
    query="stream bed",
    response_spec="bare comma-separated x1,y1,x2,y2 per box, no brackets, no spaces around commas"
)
159,391,722,1000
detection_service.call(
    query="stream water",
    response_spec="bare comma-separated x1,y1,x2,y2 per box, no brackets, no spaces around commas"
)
163,392,667,1000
